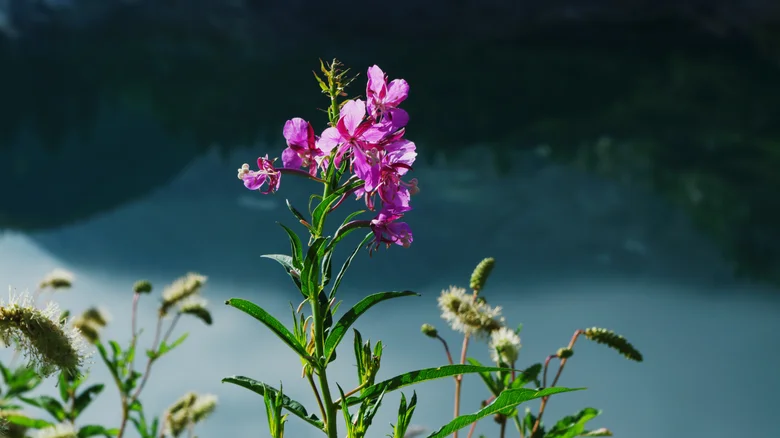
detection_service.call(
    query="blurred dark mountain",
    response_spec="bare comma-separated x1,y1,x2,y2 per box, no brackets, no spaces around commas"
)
0,1,778,287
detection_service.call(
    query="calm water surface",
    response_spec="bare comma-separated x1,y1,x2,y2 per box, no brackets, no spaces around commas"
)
0,25,778,437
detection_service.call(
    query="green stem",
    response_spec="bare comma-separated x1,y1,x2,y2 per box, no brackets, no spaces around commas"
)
311,295,338,438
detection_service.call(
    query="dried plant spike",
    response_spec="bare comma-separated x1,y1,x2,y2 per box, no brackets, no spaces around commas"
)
34,422,77,438
583,327,643,362
469,258,495,293
0,290,87,377
420,323,438,338
38,269,74,291
0,409,29,438
133,280,153,294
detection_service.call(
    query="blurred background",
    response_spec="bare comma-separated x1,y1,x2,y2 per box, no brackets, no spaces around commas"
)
1,0,779,437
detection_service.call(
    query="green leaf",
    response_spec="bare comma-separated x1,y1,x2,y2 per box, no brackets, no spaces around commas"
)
78,424,119,437
222,376,324,430
225,298,310,360
4,366,43,398
57,372,70,403
344,365,517,406
311,180,364,235
300,237,327,298
19,395,67,421
426,387,584,438
261,254,303,294
73,384,105,417
158,333,188,358
3,414,53,429
324,291,418,362
579,428,613,436
511,363,543,389
466,358,501,395
311,192,342,235
329,232,373,300
286,199,310,228
278,223,304,268
544,408,601,438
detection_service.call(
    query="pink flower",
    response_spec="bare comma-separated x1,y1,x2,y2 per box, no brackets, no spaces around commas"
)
366,65,409,129
281,118,324,176
237,155,281,194
369,209,413,253
318,99,393,166
354,139,418,212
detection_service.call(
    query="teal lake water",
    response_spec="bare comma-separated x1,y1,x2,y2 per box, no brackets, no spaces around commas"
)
0,24,778,437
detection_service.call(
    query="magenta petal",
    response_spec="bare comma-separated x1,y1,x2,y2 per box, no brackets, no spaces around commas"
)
281,147,302,169
283,118,310,147
366,65,387,96
385,79,409,105
340,100,367,134
243,172,266,191
318,127,342,154
387,108,409,130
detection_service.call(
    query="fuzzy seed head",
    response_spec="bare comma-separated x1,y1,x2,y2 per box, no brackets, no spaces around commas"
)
161,273,207,315
34,422,76,438
80,307,110,327
438,286,504,337
38,269,74,291
190,394,218,423
489,326,521,365
0,289,88,377
177,296,212,325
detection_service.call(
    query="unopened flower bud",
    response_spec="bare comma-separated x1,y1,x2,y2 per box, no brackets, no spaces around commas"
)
556,347,574,359
133,280,153,294
469,258,495,293
177,297,212,326
420,324,438,338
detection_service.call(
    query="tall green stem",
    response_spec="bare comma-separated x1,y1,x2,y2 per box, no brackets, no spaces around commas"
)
312,294,338,438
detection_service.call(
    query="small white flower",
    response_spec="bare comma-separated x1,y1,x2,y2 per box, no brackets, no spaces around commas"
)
489,327,521,365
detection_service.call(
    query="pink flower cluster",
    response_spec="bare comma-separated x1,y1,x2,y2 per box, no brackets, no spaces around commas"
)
238,65,419,251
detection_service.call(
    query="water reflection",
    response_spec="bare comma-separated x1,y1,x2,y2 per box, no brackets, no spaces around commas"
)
0,20,778,438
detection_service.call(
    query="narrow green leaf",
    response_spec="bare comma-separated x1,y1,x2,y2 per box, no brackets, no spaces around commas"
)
151,333,188,360
73,384,105,417
344,365,517,406
57,372,69,403
311,192,342,235
426,387,584,438
511,363,543,389
278,223,304,268
466,358,501,395
544,407,601,438
3,414,53,429
222,376,324,430
286,199,310,227
325,291,418,362
19,395,67,421
329,232,373,300
261,254,303,295
225,298,310,360
300,237,327,298
78,424,119,437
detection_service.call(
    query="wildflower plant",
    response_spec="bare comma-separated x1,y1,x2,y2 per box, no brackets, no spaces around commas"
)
422,258,644,438
226,59,579,438
0,271,216,438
